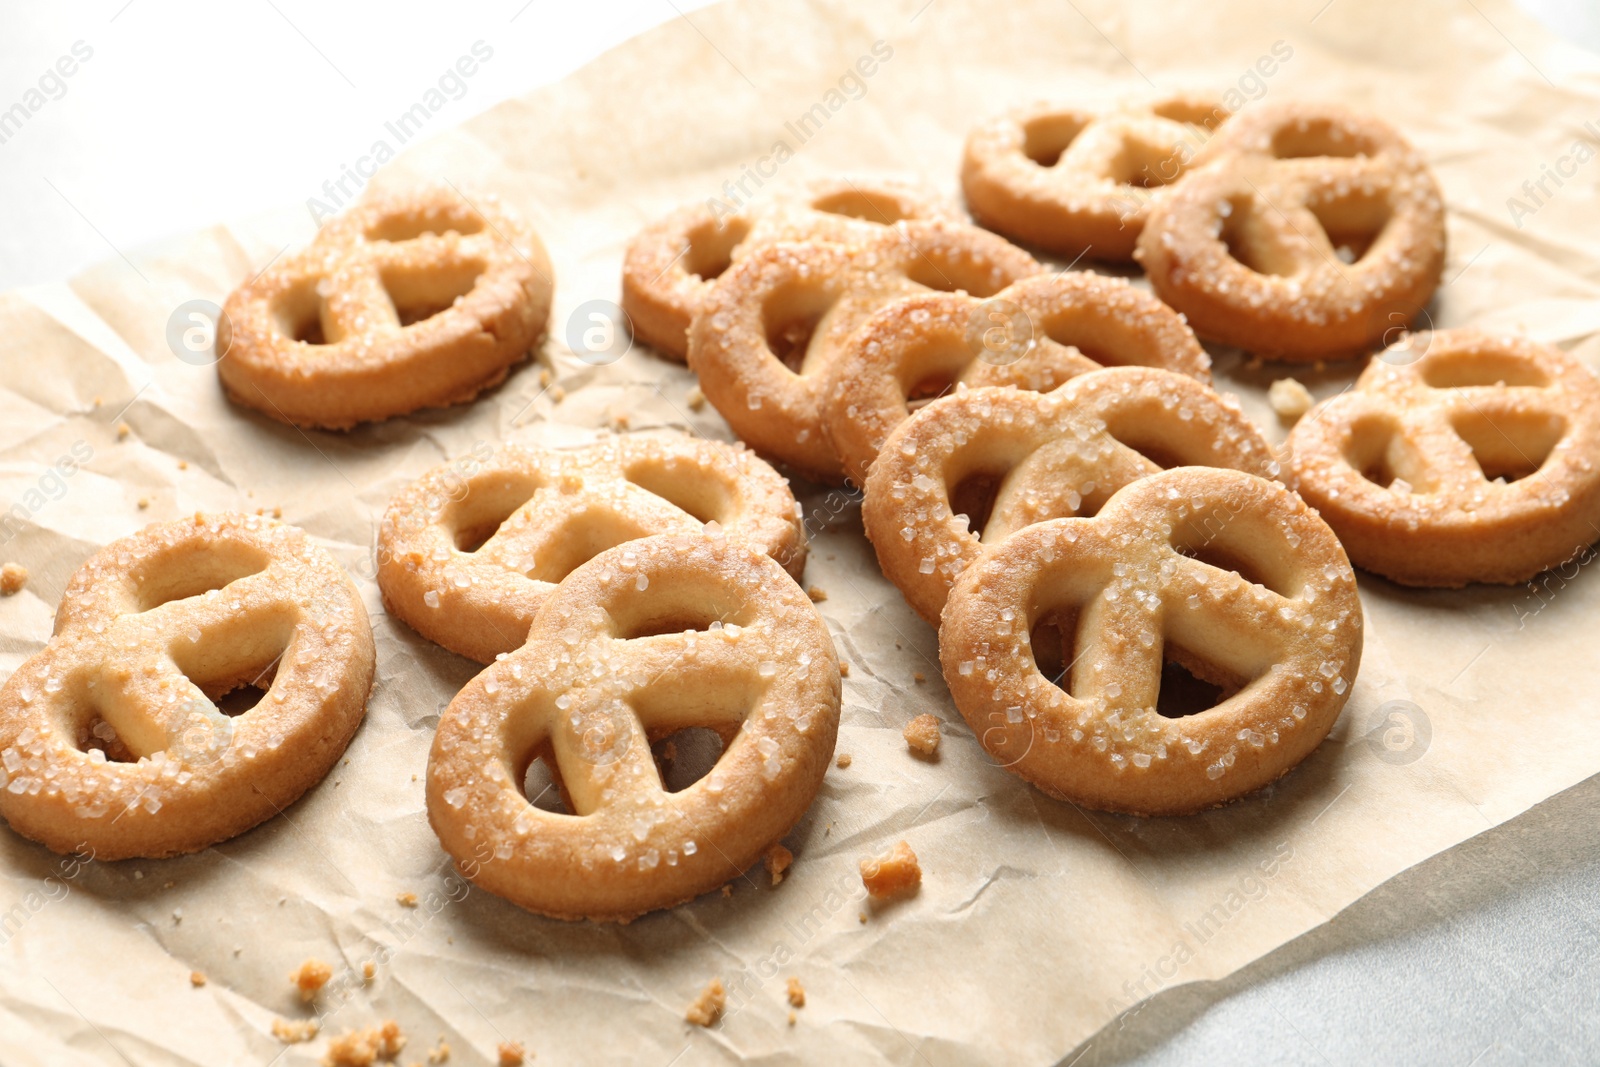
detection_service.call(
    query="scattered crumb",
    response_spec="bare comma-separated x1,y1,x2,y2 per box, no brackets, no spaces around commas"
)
190,971,206,987
838,661,849,678
548,384,566,404
608,409,632,431
661,740,677,763
786,976,806,1008
764,843,793,886
92,395,103,408
397,892,419,908
116,421,131,440
538,367,553,389
860,841,922,901
322,1020,405,1066
292,958,333,1002
272,506,283,519
903,714,940,757
788,1010,797,1026
1268,377,1314,423
686,385,706,411
721,885,733,899
177,460,188,470
0,563,27,596
271,1017,320,1044
497,1043,526,1067
806,585,827,603
426,1037,450,1063
912,672,926,684
1313,359,1327,373
858,912,867,923
362,961,376,982
836,753,852,769
685,978,726,1027
137,497,150,510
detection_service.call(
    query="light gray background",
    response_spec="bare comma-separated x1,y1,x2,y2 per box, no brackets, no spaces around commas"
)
0,3,1596,1065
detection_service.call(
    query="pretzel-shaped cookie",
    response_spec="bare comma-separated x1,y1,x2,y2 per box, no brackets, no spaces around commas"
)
378,434,805,664
962,95,1229,261
688,220,1043,482
1286,329,1600,586
0,514,374,859
219,187,553,428
822,272,1212,483
1135,102,1445,361
863,369,1276,625
623,178,961,362
428,532,839,921
941,468,1361,816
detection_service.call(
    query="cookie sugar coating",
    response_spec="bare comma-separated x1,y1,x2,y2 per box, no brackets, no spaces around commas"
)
940,468,1362,816
0,514,374,859
218,186,553,428
427,533,840,922
378,433,805,664
1287,329,1600,586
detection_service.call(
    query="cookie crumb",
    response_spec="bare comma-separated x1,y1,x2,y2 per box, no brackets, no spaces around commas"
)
786,976,806,1008
912,672,926,684
685,978,726,1027
858,912,867,923
838,661,849,678
189,970,206,987
362,961,376,981
177,460,188,470
806,585,827,603
137,497,150,510
92,395,103,408
548,384,566,404
0,563,27,596
835,753,852,769
764,843,793,885
860,841,921,900
272,506,283,519
903,714,940,757
538,367,553,389
271,1018,320,1044
608,409,631,431
497,1043,526,1067
788,1010,798,1026
660,740,677,763
1268,378,1314,423
426,1037,450,1063
322,1020,405,1066
397,892,419,908
116,422,131,440
720,885,733,899
686,385,706,411
292,958,333,1002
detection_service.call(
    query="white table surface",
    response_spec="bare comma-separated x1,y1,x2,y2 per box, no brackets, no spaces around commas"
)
1,3,1597,1065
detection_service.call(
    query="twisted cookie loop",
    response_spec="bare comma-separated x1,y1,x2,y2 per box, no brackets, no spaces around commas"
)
427,532,840,922
863,369,1276,625
962,95,1229,261
622,178,960,362
940,468,1361,816
0,514,374,859
378,434,804,664
1135,102,1445,361
1286,329,1600,586
688,220,1042,482
219,187,553,428
822,271,1211,483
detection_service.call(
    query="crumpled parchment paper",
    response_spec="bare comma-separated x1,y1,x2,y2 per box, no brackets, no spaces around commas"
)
3,0,1600,1062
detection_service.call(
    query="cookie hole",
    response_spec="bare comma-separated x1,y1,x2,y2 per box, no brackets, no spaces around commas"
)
653,727,725,792
1150,99,1228,132
1154,657,1229,718
448,477,541,553
1030,608,1082,692
763,280,836,374
685,217,752,283
1342,414,1424,493
132,543,269,613
1307,187,1391,266
382,261,485,327
808,189,912,224
1175,540,1287,598
530,513,658,585
950,469,1005,541
81,716,136,763
619,611,726,640
1269,119,1378,159
1219,198,1295,277
1451,409,1565,484
365,206,485,242
274,280,330,346
1111,135,1189,190
522,749,572,814
904,251,1011,298
1022,112,1088,167
1422,351,1551,389
624,459,730,525
214,680,270,717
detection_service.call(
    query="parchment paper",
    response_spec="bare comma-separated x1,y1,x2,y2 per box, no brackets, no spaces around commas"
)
3,0,1600,1062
